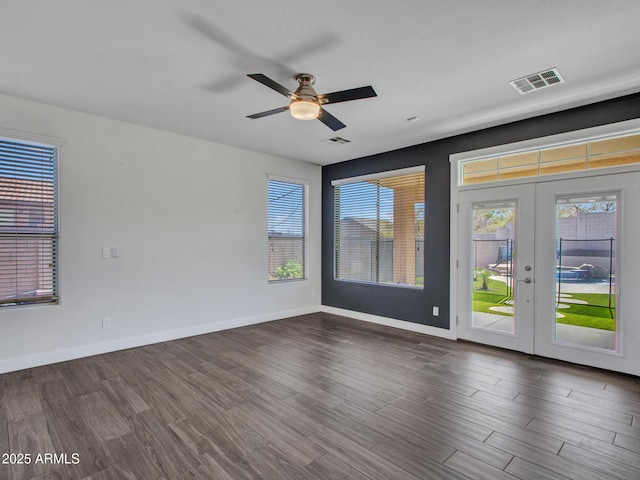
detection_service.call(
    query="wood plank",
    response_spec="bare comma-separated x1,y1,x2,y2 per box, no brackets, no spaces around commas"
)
148,367,205,406
100,376,150,419
38,379,77,419
59,361,100,397
76,391,132,442
615,433,640,454
246,350,352,408
105,355,151,385
504,457,569,480
515,391,640,440
333,401,456,463
187,396,267,453
84,357,118,383
177,461,234,480
80,469,122,480
424,391,532,430
129,410,202,480
474,390,617,443
229,401,326,465
30,364,63,385
227,365,298,401
237,387,325,437
308,427,421,480
4,381,42,421
102,433,165,480
184,371,245,410
46,413,109,480
377,403,513,469
305,452,372,480
515,390,633,426
568,389,640,417
559,442,640,478
444,451,521,480
169,414,263,480
245,444,321,480
389,398,493,442
133,379,192,424
8,413,58,480
284,393,386,449
371,438,469,480
485,431,618,480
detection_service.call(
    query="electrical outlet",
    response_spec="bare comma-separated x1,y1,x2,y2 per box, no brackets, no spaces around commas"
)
102,317,112,329
432,306,439,316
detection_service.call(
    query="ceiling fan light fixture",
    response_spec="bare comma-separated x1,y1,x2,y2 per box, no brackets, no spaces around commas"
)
289,99,320,120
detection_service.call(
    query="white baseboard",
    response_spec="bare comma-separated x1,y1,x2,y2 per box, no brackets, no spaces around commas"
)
320,306,456,340
0,305,319,374
0,304,454,374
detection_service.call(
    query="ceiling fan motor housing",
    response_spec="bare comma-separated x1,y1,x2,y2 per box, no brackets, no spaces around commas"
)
294,74,319,101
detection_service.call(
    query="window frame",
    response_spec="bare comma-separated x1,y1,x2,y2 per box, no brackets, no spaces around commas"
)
267,175,309,284
332,166,425,289
0,135,59,308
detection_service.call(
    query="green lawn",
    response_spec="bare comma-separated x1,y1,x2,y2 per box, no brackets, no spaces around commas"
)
472,278,615,331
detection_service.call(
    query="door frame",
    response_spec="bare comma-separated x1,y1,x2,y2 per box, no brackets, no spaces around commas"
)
449,118,640,375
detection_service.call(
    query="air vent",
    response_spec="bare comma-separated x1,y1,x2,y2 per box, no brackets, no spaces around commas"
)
509,68,564,94
323,137,351,145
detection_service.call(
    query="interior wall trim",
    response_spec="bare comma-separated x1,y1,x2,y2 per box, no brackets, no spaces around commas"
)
320,305,456,340
0,305,320,374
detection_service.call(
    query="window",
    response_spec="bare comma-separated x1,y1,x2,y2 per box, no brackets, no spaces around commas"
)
460,130,640,185
268,177,307,282
0,137,58,306
333,166,425,288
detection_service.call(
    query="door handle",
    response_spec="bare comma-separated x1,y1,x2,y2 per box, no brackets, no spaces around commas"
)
517,277,532,284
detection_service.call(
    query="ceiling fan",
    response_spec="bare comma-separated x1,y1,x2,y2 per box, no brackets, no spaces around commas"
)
246,73,377,131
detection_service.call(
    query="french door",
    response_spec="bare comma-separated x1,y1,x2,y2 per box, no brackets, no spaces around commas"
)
456,172,640,376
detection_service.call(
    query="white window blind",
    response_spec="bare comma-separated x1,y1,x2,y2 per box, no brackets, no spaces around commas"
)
268,177,307,282
334,167,425,288
0,138,58,306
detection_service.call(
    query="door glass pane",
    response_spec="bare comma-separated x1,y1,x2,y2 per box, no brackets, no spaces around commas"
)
471,202,516,334
555,194,617,351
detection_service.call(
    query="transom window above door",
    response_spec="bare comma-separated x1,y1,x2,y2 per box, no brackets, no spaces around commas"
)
460,131,640,186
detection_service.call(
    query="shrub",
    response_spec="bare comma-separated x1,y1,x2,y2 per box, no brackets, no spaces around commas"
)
475,268,492,290
274,260,303,280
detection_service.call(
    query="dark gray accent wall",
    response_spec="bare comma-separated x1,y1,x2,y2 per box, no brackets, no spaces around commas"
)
322,93,640,329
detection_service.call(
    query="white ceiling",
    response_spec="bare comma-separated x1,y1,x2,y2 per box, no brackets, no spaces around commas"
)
2,0,639,166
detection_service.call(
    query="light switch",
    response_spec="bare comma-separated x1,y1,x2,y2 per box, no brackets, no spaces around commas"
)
102,247,111,259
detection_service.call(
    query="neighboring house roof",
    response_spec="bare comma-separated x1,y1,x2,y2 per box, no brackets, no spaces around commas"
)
341,217,378,233
0,177,54,203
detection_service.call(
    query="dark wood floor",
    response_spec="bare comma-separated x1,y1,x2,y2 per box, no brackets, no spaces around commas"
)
1,313,639,480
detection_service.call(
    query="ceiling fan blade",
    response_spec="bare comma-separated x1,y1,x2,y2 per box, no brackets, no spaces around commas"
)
318,108,346,131
247,106,289,119
247,74,294,97
318,85,377,104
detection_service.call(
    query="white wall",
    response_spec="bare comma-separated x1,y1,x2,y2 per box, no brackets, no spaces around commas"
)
0,94,322,373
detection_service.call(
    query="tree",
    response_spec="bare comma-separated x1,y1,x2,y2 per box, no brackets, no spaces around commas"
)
473,207,514,234
556,201,616,218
